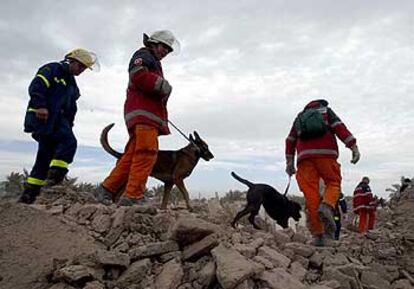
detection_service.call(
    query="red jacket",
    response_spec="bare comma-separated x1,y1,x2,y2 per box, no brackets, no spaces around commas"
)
124,47,170,135
352,181,374,213
285,99,356,164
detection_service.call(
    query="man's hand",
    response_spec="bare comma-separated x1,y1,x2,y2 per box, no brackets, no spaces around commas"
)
285,160,296,176
350,144,360,164
154,77,172,97
35,108,49,121
160,79,172,96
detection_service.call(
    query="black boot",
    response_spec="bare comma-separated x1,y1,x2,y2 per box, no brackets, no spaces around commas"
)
45,167,68,187
18,183,41,204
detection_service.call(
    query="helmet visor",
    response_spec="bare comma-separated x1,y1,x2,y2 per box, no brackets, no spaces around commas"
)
87,51,100,72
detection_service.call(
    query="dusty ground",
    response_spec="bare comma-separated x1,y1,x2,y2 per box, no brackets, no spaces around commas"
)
0,184,413,289
0,201,102,289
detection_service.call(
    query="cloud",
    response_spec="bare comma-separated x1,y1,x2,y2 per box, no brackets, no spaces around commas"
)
1,0,413,199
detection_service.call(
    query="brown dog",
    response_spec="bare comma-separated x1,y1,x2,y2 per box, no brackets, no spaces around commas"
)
101,123,214,210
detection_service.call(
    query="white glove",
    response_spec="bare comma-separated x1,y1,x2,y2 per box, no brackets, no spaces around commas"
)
350,144,360,164
154,77,172,97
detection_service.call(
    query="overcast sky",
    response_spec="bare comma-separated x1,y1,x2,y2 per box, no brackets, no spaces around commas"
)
0,0,413,199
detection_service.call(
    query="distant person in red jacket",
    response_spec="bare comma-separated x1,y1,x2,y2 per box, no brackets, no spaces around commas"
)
352,176,375,233
285,99,360,246
97,30,180,206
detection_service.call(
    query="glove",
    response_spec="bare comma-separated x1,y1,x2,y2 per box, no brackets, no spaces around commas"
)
35,108,49,121
154,77,172,97
285,160,296,176
350,144,360,164
160,79,172,96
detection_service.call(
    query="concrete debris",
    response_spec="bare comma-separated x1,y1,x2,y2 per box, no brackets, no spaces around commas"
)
1,184,414,289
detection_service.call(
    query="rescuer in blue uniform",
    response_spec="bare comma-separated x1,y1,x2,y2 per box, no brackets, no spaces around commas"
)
19,48,99,204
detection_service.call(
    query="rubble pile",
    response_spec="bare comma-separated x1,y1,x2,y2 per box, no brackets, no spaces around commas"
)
0,185,413,289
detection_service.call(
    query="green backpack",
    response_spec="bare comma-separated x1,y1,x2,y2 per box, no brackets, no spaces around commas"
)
295,108,328,140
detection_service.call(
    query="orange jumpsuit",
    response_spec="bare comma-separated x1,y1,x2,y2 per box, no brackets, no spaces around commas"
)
102,47,170,201
285,99,356,235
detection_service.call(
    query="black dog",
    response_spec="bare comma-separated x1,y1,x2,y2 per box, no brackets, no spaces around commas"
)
231,172,302,229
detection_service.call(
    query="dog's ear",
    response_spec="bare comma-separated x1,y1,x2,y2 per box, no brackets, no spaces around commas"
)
193,131,200,139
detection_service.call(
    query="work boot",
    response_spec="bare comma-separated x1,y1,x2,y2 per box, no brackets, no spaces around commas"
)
18,183,41,204
117,196,145,206
312,234,325,247
95,185,113,206
45,167,68,187
318,203,337,239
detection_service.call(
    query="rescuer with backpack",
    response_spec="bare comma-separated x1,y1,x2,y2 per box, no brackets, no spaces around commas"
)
285,99,360,246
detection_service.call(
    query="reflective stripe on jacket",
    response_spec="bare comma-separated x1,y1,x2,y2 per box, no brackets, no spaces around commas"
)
352,182,373,213
285,99,356,164
124,47,170,135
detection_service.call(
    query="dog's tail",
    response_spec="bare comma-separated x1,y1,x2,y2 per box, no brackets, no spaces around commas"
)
231,171,254,188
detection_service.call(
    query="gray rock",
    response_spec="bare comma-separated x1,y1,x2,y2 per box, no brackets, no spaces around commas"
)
336,263,368,278
319,280,342,289
322,267,356,289
288,261,307,281
159,251,182,263
233,243,256,259
83,281,105,289
198,261,216,288
49,283,77,289
250,237,265,249
231,232,242,244
111,206,127,228
369,262,399,282
77,205,99,224
182,233,219,261
154,259,184,289
95,249,130,268
115,258,152,288
308,285,334,289
360,271,390,289
252,256,274,269
323,253,349,267
272,230,291,245
257,246,291,269
257,268,307,289
292,232,308,244
392,279,414,289
169,216,220,246
234,279,256,289
130,240,179,260
284,242,315,258
91,213,112,234
212,244,260,289
104,226,124,247
53,265,92,284
377,246,397,260
293,255,309,269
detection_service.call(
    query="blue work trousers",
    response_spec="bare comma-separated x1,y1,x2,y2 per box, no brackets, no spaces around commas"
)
29,125,77,181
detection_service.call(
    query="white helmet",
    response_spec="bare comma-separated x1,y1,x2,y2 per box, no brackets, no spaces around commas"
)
145,30,180,53
65,48,100,72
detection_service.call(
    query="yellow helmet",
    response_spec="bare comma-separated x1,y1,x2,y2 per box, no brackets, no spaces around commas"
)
65,48,100,71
